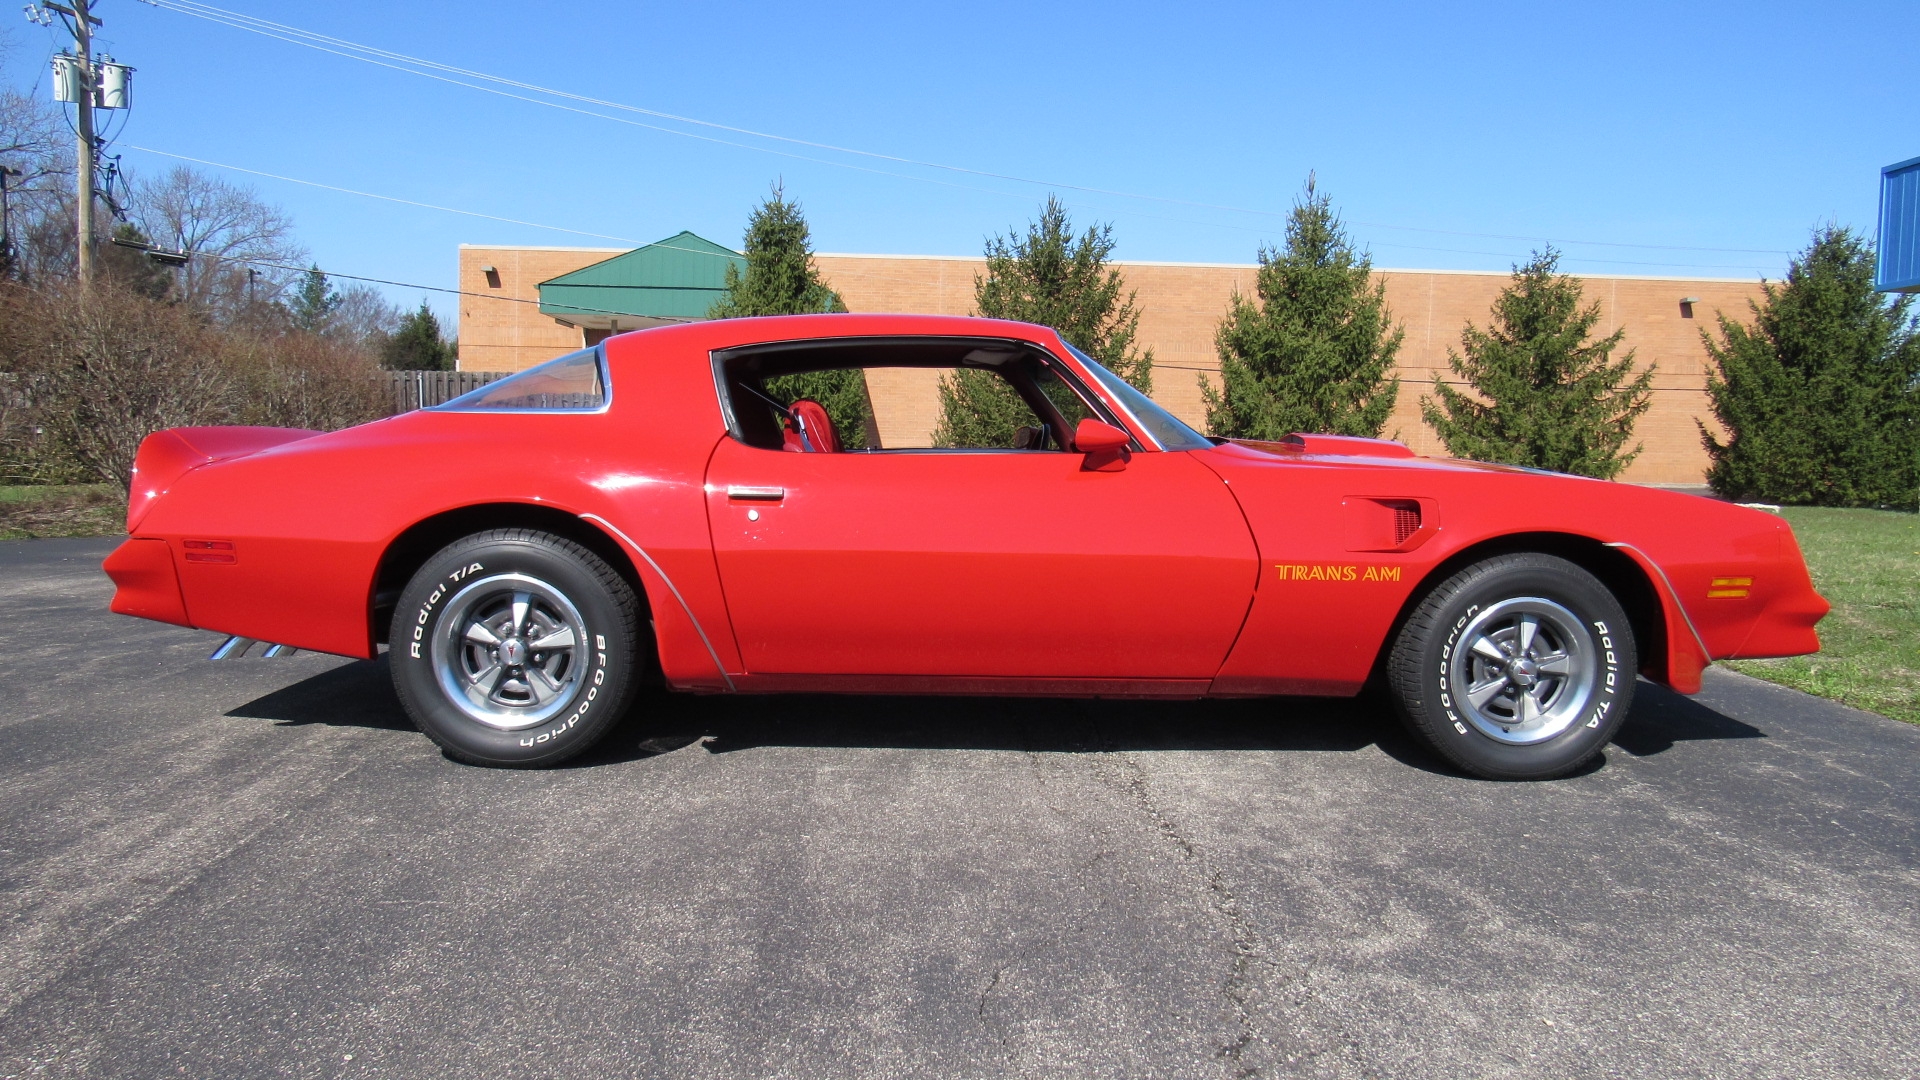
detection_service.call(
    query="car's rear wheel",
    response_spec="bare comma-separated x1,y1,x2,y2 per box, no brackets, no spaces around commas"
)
1387,553,1635,780
390,529,640,767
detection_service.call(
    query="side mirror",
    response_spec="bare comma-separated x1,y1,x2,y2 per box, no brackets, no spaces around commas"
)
1074,418,1132,472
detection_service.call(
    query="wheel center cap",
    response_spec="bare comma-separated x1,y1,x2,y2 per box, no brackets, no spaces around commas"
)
1508,657,1539,687
500,638,528,666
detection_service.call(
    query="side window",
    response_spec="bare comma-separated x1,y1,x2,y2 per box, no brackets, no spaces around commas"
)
928,365,1055,450
718,340,1111,453
758,368,879,450
436,347,606,411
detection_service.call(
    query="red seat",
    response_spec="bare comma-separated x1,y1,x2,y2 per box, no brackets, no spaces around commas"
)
783,398,841,453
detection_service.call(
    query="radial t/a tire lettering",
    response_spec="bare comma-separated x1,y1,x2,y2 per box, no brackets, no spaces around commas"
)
1387,553,1636,780
390,529,640,767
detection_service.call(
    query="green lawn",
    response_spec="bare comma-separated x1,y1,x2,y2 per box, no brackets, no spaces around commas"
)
0,483,126,540
1727,507,1920,724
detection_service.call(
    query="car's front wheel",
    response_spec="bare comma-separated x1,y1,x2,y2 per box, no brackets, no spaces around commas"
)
1386,553,1636,780
390,529,640,767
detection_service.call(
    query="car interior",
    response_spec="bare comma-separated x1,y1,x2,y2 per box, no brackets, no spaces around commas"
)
714,337,1115,454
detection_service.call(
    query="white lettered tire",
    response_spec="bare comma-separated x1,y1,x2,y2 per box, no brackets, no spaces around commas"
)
1387,553,1636,780
390,529,640,767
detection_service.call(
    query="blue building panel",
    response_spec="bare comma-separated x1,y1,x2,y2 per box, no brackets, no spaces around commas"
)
1879,155,1920,293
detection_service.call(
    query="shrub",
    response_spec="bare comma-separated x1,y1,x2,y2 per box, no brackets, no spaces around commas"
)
1422,248,1655,479
1204,176,1401,440
1701,226,1919,507
1,281,389,489
709,184,871,442
938,196,1153,448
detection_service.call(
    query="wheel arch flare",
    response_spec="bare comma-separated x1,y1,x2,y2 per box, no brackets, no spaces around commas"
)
1365,531,1671,691
370,501,735,692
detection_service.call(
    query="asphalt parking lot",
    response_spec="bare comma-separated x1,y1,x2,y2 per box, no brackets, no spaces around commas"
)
3,537,1918,1079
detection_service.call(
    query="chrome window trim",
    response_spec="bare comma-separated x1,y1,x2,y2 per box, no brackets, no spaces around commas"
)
1090,385,1160,451
1052,340,1162,451
709,347,742,442
707,335,1130,451
1056,339,1214,453
1023,341,1142,451
430,345,613,415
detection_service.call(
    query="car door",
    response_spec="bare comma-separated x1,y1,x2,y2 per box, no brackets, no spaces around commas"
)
703,437,1259,680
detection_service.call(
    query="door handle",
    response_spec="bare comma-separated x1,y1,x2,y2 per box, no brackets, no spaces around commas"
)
726,485,786,502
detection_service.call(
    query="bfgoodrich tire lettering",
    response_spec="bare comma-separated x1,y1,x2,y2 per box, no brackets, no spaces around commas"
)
1388,553,1636,780
390,528,640,767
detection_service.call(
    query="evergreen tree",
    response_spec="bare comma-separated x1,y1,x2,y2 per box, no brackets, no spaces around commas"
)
288,265,340,334
938,196,1153,448
1421,248,1654,479
708,183,870,442
381,300,454,370
100,223,174,302
1701,226,1919,506
1203,177,1401,440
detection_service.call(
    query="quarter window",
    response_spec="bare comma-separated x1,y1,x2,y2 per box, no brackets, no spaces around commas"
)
436,347,607,412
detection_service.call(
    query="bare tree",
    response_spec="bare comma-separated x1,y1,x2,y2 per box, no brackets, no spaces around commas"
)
326,281,404,344
0,81,75,281
4,279,392,488
130,165,305,316
11,280,238,488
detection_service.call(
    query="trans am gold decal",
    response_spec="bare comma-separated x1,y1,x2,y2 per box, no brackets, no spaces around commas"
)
1275,563,1402,582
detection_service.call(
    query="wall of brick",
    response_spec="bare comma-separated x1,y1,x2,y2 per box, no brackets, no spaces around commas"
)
458,245,1766,485
456,245,626,373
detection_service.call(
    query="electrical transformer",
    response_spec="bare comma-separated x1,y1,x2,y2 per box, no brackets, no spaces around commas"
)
94,57,131,110
49,53,83,103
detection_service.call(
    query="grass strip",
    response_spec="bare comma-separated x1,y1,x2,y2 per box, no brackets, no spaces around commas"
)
1727,507,1919,724
0,484,126,540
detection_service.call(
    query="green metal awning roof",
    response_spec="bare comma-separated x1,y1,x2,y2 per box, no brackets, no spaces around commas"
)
538,231,744,328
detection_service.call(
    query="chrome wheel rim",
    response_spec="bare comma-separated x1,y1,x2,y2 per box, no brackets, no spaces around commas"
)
430,573,588,731
1448,597,1597,745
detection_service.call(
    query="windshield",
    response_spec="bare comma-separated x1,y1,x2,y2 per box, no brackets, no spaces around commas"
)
1062,343,1213,451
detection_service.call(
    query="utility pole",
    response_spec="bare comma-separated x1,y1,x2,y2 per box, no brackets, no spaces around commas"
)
0,165,20,276
71,0,97,284
35,0,108,284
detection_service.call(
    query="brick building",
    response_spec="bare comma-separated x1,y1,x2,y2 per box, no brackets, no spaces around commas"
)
456,235,1767,485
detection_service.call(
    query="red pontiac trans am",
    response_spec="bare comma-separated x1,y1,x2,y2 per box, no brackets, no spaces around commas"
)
103,314,1828,779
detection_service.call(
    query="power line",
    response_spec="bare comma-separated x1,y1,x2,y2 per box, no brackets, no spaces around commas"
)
120,147,962,292
1153,360,1714,392
187,248,691,321
140,0,1793,261
125,143,1780,276
125,146,649,245
134,0,1037,208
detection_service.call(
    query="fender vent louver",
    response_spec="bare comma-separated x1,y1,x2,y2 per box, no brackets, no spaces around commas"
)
1392,503,1421,545
1344,496,1438,552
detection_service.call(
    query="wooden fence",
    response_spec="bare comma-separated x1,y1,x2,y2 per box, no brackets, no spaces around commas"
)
3,371,512,417
385,370,507,413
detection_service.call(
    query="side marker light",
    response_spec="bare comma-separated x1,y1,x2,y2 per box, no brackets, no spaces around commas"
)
1707,576,1752,599
183,539,237,564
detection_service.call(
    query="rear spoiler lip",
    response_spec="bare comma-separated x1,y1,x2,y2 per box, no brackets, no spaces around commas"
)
126,426,322,533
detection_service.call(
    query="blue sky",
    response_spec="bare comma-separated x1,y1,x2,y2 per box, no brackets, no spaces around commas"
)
10,0,1917,322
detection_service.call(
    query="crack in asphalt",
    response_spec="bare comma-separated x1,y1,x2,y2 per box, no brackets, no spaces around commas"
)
975,955,1019,1058
1098,752,1372,1080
